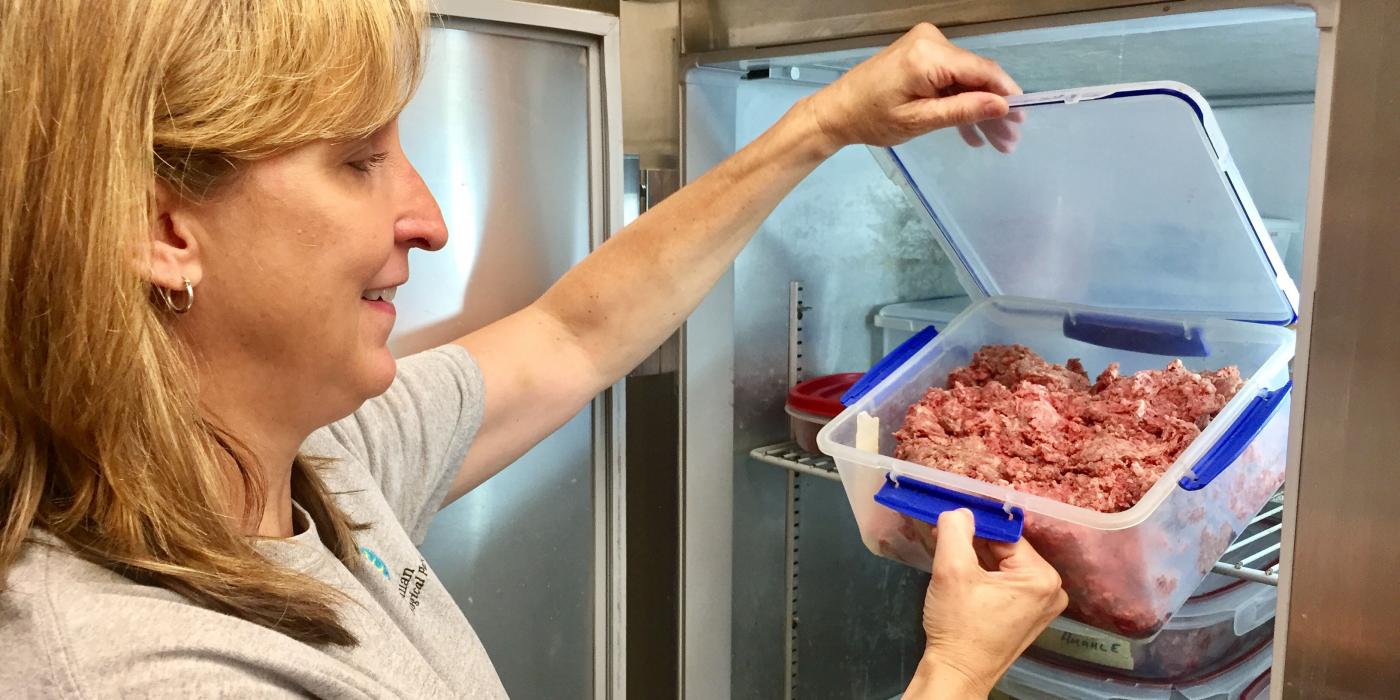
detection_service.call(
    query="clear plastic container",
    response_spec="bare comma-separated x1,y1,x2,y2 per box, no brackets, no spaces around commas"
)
1193,495,1282,597
993,641,1273,700
874,296,970,355
818,82,1298,639
817,296,1293,638
1240,667,1271,699
1027,576,1277,681
785,406,830,454
867,83,1299,325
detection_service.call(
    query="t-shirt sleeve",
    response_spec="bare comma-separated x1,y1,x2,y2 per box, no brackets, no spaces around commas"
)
318,344,486,542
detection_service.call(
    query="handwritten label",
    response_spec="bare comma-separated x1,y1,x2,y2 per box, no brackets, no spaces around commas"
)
1032,626,1136,671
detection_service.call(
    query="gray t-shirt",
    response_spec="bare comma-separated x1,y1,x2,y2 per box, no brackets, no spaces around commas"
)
0,345,508,698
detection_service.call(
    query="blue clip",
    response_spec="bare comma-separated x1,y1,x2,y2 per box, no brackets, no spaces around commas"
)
1179,381,1292,491
842,325,939,406
1063,312,1208,357
875,475,1024,542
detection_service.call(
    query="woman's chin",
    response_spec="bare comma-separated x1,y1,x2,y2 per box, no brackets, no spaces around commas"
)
361,346,398,398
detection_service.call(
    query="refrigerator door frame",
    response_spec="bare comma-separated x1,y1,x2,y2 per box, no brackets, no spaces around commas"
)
678,1,1400,698
429,2,627,698
679,0,1299,55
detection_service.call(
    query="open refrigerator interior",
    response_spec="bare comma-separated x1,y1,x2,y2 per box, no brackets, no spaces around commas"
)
683,6,1318,699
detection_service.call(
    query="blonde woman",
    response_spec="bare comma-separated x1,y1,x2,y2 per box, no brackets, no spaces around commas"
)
0,1,1065,697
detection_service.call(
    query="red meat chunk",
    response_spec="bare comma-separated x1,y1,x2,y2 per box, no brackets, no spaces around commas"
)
895,344,1242,514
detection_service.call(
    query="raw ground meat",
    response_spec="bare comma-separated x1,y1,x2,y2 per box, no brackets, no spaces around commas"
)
895,344,1242,513
889,344,1260,637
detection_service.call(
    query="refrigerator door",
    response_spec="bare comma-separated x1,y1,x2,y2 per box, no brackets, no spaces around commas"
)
391,3,623,698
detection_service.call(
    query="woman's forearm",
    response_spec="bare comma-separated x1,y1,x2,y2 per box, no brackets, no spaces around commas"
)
531,98,837,384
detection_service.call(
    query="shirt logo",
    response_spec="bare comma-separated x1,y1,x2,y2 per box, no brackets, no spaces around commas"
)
359,546,392,581
397,557,430,612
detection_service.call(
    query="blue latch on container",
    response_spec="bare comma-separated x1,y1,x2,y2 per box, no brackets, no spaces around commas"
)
842,325,939,406
875,475,1025,542
1179,381,1292,491
1063,311,1209,357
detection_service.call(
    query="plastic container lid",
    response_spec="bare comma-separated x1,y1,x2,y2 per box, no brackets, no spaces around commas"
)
786,373,863,418
873,296,972,332
997,640,1273,700
873,81,1299,324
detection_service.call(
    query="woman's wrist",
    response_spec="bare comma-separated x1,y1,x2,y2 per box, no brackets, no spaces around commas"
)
905,652,991,699
784,95,846,164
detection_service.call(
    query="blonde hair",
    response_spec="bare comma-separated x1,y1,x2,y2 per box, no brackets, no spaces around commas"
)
0,0,425,645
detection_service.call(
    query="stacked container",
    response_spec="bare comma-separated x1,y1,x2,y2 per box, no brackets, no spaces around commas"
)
817,82,1297,639
991,642,1273,700
873,296,970,355
785,373,863,453
1027,578,1275,681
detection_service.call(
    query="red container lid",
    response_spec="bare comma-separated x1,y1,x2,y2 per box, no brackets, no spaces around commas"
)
787,373,864,418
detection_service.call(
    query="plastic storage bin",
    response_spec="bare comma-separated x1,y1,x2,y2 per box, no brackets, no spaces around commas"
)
816,82,1298,639
1027,577,1277,681
874,296,970,355
822,298,1291,637
1192,494,1283,597
991,641,1273,700
786,373,862,453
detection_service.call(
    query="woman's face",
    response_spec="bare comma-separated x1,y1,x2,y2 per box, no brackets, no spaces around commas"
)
175,121,446,434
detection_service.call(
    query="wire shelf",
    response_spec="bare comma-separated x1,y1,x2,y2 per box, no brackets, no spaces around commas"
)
749,441,840,482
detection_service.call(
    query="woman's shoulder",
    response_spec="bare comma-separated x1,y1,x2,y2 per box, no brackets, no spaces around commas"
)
1,533,181,693
0,532,318,697
2,532,193,633
4,530,175,602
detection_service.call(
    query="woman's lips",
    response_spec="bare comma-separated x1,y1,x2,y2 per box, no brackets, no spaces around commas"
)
362,298,395,315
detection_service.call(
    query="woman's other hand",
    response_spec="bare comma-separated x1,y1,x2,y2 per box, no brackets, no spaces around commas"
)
802,22,1024,154
905,509,1068,698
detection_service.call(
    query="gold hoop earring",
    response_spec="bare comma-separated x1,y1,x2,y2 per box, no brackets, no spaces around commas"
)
159,276,195,314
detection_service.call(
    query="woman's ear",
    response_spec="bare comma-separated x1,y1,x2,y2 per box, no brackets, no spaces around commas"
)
148,181,205,290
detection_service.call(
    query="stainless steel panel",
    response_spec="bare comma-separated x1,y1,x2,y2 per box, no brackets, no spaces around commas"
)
680,67,739,700
522,0,620,15
391,23,596,699
792,477,925,700
681,0,1178,54
690,7,1318,102
725,75,960,699
621,0,681,169
1279,0,1400,696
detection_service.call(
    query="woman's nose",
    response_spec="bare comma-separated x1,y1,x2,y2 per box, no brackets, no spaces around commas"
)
394,164,448,252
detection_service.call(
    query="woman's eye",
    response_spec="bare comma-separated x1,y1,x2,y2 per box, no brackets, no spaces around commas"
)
348,152,389,174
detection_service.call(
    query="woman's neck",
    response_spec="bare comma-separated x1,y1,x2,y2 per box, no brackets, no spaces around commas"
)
204,402,306,539
255,466,297,537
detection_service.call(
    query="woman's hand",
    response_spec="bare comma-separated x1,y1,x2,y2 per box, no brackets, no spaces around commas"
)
904,509,1068,698
802,22,1024,155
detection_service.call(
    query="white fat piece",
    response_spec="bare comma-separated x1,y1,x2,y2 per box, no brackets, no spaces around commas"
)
856,412,879,452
